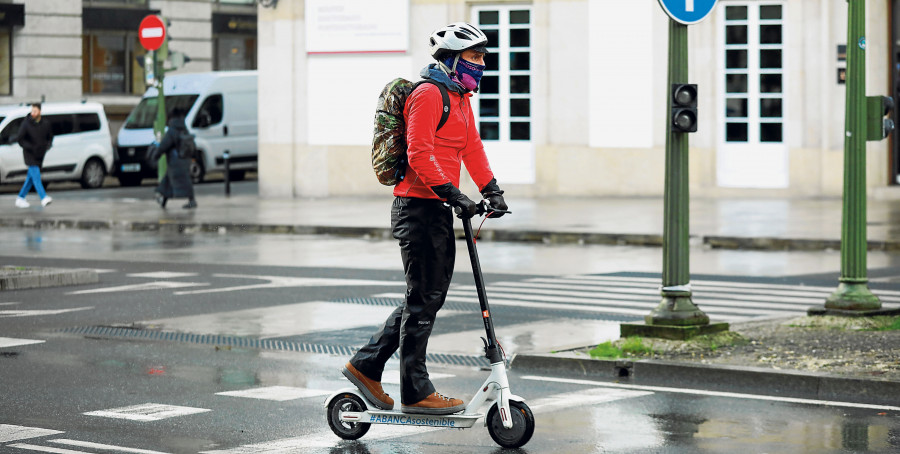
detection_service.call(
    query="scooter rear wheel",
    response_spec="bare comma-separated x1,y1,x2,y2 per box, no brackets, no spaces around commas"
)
486,400,535,448
326,393,371,440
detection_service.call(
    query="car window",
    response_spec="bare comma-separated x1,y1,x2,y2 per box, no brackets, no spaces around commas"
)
192,94,223,128
77,113,101,132
123,95,200,129
44,114,76,136
0,117,22,144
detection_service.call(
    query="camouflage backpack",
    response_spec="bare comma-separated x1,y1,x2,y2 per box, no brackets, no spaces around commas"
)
372,78,450,186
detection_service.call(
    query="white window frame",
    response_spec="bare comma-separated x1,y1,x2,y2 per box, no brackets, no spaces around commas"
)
471,4,535,184
716,1,788,188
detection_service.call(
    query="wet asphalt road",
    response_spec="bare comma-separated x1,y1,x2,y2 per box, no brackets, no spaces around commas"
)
2,182,900,452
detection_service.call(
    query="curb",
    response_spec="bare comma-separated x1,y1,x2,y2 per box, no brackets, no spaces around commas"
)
0,216,881,251
0,266,99,291
511,353,900,407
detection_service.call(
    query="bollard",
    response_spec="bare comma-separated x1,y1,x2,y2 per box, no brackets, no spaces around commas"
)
223,150,231,196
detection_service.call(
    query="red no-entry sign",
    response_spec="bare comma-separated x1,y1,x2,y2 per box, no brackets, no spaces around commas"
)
138,15,166,51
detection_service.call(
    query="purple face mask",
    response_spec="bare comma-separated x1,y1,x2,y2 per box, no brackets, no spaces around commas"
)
445,56,486,91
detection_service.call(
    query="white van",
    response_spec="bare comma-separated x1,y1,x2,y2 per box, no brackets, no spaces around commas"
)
0,102,114,189
116,71,258,185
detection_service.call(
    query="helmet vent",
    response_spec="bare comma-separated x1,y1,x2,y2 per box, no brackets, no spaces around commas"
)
454,31,470,40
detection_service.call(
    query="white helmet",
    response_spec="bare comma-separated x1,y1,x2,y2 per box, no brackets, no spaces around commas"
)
428,22,489,61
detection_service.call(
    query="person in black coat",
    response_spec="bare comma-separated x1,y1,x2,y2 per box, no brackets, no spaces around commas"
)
15,103,54,208
150,108,197,209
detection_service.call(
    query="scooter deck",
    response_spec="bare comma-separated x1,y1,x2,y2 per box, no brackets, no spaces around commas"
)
341,408,483,429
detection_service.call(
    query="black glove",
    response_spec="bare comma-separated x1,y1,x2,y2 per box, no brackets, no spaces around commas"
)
431,182,478,219
480,178,508,218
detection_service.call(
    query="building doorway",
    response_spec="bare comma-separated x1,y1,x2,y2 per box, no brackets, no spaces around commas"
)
716,2,788,188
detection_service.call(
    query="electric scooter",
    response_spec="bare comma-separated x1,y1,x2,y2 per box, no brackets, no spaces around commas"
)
324,201,535,449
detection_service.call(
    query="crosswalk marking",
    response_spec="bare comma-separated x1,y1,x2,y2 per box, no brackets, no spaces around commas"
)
0,338,45,349
83,403,211,422
0,425,63,443
216,386,330,401
559,274,900,299
368,274,900,322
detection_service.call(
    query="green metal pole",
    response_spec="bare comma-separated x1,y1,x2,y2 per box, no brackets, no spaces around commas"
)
622,18,729,340
155,37,168,181
825,0,882,311
646,19,710,327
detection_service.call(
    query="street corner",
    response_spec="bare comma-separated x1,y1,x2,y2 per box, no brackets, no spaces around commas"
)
0,265,99,291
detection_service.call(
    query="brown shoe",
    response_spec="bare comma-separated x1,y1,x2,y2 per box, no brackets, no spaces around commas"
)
342,362,393,410
401,392,466,415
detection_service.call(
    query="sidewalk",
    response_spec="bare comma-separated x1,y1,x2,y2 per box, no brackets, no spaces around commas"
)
5,185,900,250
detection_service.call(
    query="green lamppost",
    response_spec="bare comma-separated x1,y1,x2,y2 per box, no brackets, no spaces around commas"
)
154,38,169,180
622,2,728,340
809,0,898,316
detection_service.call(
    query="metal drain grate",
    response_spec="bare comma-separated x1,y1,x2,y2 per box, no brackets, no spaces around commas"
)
333,297,475,313
60,325,489,367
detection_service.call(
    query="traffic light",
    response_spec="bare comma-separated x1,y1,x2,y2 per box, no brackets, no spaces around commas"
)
671,84,698,133
867,95,894,141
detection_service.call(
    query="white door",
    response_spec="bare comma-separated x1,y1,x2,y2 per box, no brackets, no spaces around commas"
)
716,2,787,188
471,5,535,184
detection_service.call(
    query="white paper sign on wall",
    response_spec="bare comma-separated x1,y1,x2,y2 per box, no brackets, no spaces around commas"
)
306,0,409,54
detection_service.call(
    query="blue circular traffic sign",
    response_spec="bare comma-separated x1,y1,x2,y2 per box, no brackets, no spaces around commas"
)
658,0,718,25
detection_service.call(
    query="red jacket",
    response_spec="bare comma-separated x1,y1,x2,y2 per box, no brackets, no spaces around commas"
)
393,82,494,199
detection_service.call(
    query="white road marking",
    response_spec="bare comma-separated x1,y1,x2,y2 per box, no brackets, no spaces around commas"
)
6,444,88,454
142,301,402,339
522,375,900,412
561,274,900,298
49,439,171,454
202,388,649,452
216,386,331,401
68,281,209,295
92,269,117,274
0,307,93,317
0,337,45,349
83,403,211,421
127,272,198,279
380,370,454,384
0,302,19,306
0,425,63,443
175,275,405,295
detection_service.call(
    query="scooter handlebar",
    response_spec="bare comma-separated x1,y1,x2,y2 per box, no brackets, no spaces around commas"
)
453,200,512,218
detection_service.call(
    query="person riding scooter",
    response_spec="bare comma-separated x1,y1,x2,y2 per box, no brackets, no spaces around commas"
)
342,22,508,415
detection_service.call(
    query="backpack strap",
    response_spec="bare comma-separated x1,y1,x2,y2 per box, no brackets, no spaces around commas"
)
413,80,451,131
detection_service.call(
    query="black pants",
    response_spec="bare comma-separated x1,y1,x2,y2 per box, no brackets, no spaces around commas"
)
350,197,455,405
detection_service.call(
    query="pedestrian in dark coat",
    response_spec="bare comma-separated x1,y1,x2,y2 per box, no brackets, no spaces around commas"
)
14,103,54,208
150,109,197,209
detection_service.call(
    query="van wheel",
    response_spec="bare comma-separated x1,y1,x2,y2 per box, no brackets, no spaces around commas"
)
190,157,205,184
80,158,107,189
117,174,143,187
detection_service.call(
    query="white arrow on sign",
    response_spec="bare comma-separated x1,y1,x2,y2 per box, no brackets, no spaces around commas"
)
686,0,694,11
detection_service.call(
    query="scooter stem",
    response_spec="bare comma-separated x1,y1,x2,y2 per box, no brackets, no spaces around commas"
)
461,216,503,364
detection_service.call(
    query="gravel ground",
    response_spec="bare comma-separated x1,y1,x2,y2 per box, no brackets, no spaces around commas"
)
606,316,900,382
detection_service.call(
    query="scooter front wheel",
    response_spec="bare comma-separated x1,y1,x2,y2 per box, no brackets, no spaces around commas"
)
486,400,535,449
326,393,371,440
